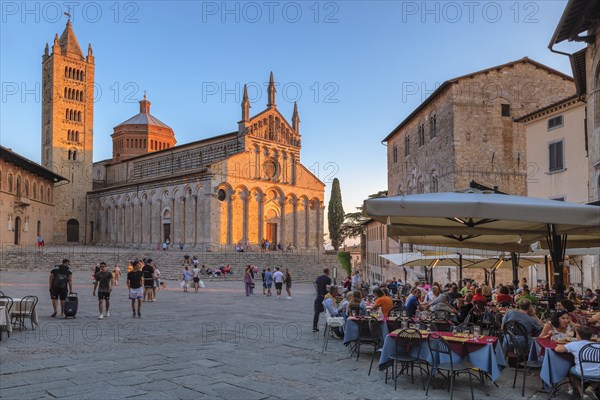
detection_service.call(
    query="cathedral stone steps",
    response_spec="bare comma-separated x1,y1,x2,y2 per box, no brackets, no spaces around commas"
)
0,245,341,283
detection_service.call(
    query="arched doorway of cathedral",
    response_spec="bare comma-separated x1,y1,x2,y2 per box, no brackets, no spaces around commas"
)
67,219,79,242
162,209,172,243
265,208,279,248
14,216,21,244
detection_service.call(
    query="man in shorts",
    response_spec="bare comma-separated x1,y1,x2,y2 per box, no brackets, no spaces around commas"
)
93,262,113,319
273,266,284,299
127,261,143,317
49,259,73,318
192,263,201,293
264,268,273,297
142,260,155,302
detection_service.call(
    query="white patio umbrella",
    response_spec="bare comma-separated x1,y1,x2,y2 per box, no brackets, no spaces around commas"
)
380,252,480,284
364,191,600,297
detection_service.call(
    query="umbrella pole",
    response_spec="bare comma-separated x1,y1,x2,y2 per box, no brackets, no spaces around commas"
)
491,270,496,288
547,224,566,301
459,253,463,288
510,252,519,288
544,255,549,291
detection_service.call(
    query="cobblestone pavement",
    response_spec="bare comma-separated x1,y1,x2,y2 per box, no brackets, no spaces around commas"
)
0,271,572,400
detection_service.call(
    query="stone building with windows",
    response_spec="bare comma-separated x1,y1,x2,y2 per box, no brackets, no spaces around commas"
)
41,20,95,243
87,74,325,249
518,96,592,289
518,95,588,203
0,146,66,245
383,58,575,197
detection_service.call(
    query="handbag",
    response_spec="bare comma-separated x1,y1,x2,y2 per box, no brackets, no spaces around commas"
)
250,282,256,289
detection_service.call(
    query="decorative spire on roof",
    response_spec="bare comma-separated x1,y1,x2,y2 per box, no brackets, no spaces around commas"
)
58,20,84,58
267,71,276,108
140,93,151,114
241,84,250,121
64,5,72,21
292,101,300,133
43,43,49,60
52,34,61,55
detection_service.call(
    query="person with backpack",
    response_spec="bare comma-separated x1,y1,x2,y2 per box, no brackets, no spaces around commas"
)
49,259,73,318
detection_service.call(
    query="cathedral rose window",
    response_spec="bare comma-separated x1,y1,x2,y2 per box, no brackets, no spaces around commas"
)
263,159,278,179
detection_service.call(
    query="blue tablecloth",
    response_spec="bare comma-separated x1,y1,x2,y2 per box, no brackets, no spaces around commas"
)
529,338,573,389
343,318,390,345
378,333,507,382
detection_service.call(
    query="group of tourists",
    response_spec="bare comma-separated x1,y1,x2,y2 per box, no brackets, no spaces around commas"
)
47,258,163,320
243,266,292,299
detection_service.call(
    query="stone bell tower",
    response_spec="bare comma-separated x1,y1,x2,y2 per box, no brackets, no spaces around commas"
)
41,19,94,243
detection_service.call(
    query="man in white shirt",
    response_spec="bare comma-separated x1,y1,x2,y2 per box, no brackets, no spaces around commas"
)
555,327,600,398
351,271,362,292
273,267,285,299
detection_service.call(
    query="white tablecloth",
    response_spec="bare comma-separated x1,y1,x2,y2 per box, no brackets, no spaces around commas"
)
0,298,38,328
0,306,12,333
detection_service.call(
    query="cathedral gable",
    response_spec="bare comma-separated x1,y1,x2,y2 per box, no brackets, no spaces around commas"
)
244,108,301,148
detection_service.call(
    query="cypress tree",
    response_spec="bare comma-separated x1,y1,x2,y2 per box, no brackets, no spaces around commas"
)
328,178,345,250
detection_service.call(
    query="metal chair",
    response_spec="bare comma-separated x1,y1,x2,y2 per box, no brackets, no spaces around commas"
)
575,343,600,400
354,318,380,363
454,322,474,334
393,328,427,390
431,319,455,332
502,320,530,358
367,318,385,376
425,333,477,400
506,331,542,397
488,311,504,337
321,308,344,353
11,296,38,330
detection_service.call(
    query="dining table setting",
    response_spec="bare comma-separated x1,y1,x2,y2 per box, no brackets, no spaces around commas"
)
378,328,507,382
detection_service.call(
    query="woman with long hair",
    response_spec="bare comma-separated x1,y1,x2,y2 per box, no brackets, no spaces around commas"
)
243,265,254,296
538,309,575,340
346,290,366,317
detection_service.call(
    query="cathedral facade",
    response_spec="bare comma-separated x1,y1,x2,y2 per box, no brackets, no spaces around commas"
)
39,23,325,249
88,79,324,249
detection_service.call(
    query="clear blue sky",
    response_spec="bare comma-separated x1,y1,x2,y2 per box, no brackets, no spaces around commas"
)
0,1,583,245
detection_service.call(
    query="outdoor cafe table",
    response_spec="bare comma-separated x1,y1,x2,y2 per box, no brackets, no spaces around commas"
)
0,297,39,329
0,306,12,333
378,330,507,382
343,316,393,345
529,337,574,391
